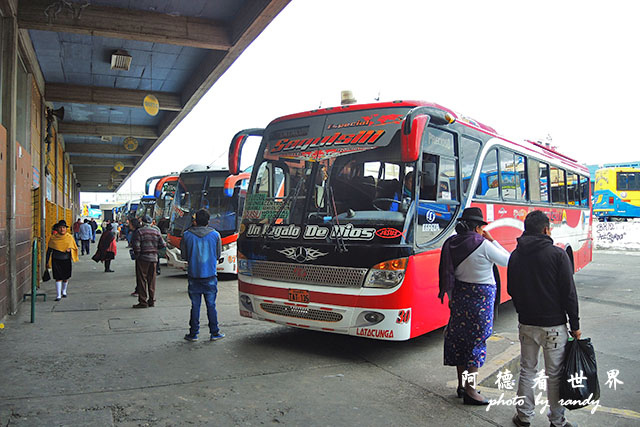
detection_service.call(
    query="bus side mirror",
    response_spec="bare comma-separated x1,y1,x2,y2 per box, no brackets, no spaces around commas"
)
223,172,251,197
401,114,430,162
229,128,264,175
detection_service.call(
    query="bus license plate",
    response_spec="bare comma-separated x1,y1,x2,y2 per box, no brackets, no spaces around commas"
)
288,289,309,303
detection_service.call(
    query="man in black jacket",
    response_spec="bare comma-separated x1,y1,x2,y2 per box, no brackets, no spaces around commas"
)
508,210,581,427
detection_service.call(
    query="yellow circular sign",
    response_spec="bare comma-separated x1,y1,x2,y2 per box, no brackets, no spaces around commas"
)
143,94,159,116
114,161,125,172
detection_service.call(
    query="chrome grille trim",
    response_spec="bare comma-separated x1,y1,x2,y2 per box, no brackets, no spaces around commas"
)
260,303,343,322
250,260,367,288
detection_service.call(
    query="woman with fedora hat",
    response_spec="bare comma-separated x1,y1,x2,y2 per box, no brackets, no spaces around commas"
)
46,220,79,301
438,207,510,405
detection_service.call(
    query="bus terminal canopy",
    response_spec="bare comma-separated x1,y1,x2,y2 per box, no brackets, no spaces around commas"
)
18,0,290,192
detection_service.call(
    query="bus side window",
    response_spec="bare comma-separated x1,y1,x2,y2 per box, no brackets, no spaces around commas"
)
499,150,516,200
539,162,550,203
580,175,590,205
515,153,527,200
460,137,481,196
476,149,499,199
550,166,567,204
528,159,541,202
567,172,579,205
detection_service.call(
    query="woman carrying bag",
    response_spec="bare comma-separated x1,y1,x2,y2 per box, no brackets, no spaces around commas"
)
46,220,79,301
92,223,117,272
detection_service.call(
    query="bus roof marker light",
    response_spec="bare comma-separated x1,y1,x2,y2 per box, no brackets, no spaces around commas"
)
341,90,357,105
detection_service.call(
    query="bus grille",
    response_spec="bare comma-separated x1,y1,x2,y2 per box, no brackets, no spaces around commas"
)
260,303,343,322
250,260,367,288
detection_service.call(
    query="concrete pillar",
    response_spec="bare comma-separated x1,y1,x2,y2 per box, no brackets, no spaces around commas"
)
2,15,18,314
40,101,46,273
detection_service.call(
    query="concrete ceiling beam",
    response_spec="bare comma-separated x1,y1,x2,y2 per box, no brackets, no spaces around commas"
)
59,122,158,139
46,84,182,112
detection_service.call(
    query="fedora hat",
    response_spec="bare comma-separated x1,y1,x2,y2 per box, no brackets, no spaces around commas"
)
459,207,487,225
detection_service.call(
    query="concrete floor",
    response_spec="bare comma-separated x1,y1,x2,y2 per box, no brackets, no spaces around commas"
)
0,241,638,426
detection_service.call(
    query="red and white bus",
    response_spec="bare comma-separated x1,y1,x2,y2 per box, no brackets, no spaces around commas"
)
231,101,592,340
166,164,250,274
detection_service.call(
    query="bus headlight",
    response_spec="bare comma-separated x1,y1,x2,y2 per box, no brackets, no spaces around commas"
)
364,258,407,288
237,251,252,276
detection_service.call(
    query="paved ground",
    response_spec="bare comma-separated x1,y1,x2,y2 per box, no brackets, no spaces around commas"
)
0,242,638,426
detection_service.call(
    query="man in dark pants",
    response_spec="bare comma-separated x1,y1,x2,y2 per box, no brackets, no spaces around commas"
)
181,209,224,342
508,210,581,427
78,219,92,255
131,215,165,308
89,218,98,243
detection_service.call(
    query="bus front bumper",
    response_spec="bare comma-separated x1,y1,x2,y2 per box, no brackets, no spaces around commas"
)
237,279,411,341
166,246,187,270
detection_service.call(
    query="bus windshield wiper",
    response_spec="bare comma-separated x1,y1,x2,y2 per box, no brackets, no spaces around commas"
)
325,165,348,253
261,172,306,239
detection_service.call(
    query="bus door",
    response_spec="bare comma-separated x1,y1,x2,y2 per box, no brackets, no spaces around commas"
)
414,127,461,245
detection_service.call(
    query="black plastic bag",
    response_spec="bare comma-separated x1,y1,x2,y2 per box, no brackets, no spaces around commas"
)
42,269,51,282
560,338,600,410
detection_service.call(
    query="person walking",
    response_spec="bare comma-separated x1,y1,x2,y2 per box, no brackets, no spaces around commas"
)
73,218,82,244
78,219,92,255
131,215,165,308
92,223,117,272
181,209,225,342
46,220,79,301
508,210,581,427
438,207,510,405
128,218,141,297
89,218,98,243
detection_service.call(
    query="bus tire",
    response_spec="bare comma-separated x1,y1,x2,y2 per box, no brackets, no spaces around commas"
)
566,247,575,272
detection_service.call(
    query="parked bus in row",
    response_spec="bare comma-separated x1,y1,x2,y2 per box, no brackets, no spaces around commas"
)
593,167,640,221
231,100,593,341
137,174,179,233
165,164,250,274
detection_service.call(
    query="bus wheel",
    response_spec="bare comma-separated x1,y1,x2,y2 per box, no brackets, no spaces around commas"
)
566,247,575,272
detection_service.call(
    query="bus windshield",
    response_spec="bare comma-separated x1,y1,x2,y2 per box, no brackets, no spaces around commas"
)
244,111,460,246
172,171,238,237
137,199,155,219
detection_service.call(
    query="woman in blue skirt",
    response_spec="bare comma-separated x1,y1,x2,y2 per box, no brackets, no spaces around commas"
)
439,207,510,405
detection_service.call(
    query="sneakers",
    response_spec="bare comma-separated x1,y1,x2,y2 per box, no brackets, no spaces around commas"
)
513,414,530,427
184,334,198,342
210,332,226,341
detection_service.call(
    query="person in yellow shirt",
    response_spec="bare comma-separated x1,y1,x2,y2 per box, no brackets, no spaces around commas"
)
46,220,79,301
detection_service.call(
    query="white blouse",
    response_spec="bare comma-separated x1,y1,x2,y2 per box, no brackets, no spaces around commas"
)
454,240,510,285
